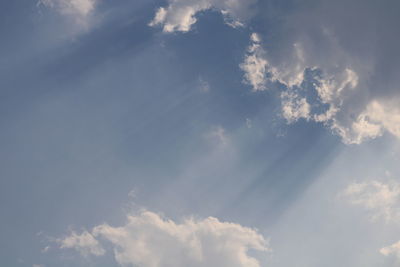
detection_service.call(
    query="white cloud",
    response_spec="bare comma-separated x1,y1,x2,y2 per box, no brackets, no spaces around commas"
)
149,0,256,33
278,65,362,144
342,180,400,261
33,264,45,267
58,230,105,257
241,41,307,90
329,98,400,144
272,43,307,88
240,33,272,91
342,181,400,222
59,211,269,267
381,240,400,260
281,90,310,123
357,100,400,138
314,68,359,105
240,32,400,144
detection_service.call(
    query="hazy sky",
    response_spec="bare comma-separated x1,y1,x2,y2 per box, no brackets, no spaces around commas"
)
1,0,400,266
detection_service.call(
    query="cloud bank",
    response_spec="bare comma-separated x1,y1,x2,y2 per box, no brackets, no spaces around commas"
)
58,211,269,267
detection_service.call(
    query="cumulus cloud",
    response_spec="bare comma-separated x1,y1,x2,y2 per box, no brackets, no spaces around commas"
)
149,0,256,33
342,181,400,222
58,211,269,267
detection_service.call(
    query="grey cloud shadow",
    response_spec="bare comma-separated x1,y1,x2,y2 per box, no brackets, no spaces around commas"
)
221,122,341,226
41,12,154,85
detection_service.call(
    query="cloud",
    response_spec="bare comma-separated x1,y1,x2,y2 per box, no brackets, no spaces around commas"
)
59,211,269,267
58,230,105,257
342,180,400,222
206,126,229,146
280,90,310,123
342,180,400,261
38,0,96,16
234,1,400,144
38,0,96,24
149,0,256,33
239,33,272,91
198,77,210,92
279,61,400,145
381,240,400,261
246,118,252,128
348,100,400,143
240,31,400,144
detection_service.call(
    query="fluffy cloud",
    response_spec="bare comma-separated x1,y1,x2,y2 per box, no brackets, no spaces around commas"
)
58,211,269,267
149,0,256,33
342,181,400,222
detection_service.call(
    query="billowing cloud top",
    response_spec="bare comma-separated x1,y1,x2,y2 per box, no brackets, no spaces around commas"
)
58,211,269,267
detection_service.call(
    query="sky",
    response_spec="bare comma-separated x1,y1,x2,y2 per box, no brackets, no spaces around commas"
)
1,0,400,266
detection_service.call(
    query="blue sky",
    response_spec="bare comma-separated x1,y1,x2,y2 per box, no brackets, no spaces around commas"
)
1,0,400,266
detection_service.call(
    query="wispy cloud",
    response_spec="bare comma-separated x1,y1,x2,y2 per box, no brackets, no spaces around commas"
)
342,180,400,261
149,0,256,33
38,0,97,27
342,180,400,222
58,230,105,257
